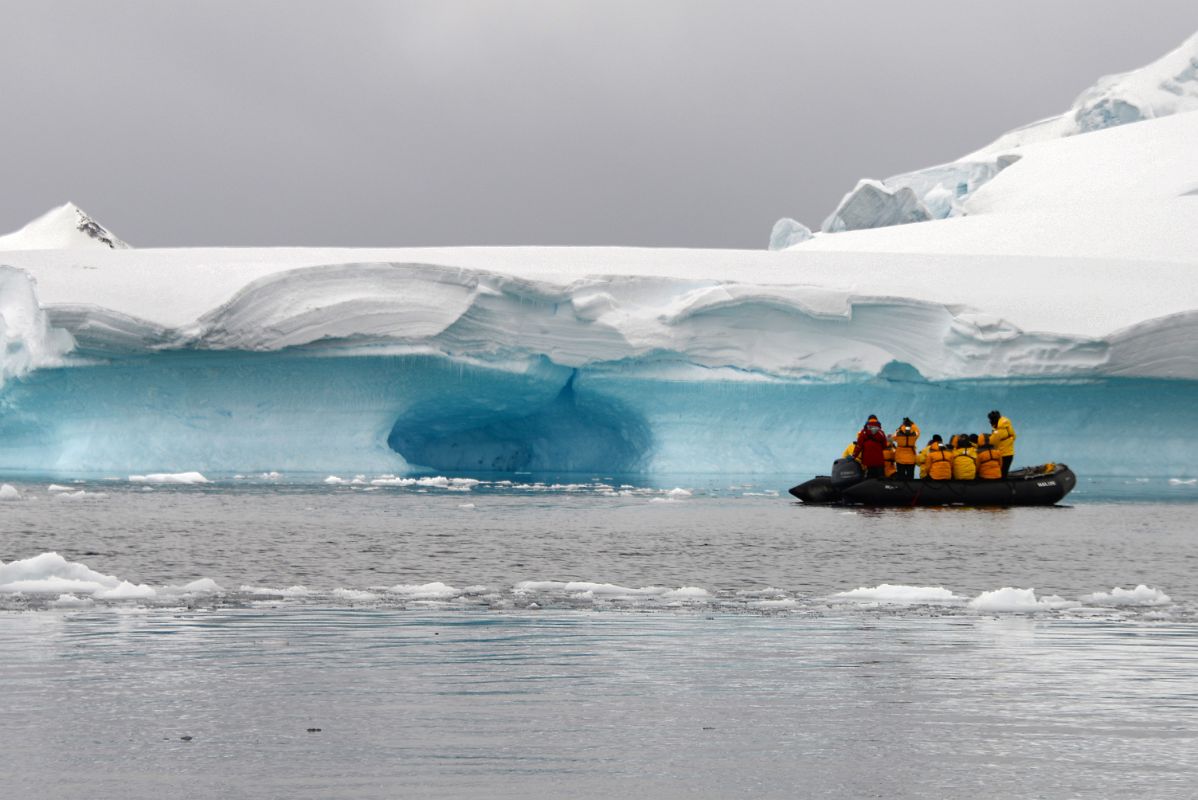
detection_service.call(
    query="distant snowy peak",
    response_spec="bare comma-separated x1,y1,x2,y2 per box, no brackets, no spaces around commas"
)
0,203,130,251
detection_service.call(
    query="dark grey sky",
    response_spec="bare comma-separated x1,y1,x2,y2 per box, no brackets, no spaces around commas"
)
2,1,1196,248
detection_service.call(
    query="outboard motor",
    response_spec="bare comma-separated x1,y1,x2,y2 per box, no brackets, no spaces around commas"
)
829,457,865,490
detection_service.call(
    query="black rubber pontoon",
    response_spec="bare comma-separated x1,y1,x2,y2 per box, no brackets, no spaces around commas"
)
789,461,1077,507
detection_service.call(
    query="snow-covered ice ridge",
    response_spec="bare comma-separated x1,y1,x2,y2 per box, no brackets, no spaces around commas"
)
804,30,1198,236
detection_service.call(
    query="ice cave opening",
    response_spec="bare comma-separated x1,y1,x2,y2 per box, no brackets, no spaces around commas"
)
388,372,652,474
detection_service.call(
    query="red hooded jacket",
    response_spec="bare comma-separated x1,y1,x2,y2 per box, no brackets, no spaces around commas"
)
854,421,888,468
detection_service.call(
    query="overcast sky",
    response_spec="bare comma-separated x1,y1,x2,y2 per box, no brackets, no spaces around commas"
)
1,1,1196,249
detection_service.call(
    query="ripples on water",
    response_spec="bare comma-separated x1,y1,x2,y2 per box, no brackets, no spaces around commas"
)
1,476,1197,798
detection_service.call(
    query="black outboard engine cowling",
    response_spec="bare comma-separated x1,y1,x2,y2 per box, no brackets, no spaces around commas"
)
829,457,865,490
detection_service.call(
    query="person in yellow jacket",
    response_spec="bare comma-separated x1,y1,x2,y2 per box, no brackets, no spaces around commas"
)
892,417,920,479
883,440,898,478
975,435,1003,480
987,410,1016,477
951,434,978,480
917,435,951,480
842,442,860,462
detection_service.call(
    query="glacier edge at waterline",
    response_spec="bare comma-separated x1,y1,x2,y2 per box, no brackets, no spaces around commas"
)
0,257,1195,478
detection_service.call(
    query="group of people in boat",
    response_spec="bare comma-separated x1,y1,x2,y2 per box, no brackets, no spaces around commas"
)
845,411,1016,482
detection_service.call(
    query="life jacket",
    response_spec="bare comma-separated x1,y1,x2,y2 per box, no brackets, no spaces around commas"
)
989,416,1016,457
951,447,978,480
924,445,952,480
893,423,920,464
883,444,897,478
843,442,860,462
976,445,1002,479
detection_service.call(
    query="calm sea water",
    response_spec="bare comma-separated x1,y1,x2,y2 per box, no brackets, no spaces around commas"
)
2,475,1197,798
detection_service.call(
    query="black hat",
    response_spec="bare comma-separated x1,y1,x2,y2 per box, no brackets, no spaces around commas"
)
931,434,942,443
988,410,1001,423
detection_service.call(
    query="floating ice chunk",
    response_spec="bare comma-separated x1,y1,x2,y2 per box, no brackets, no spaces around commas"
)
52,490,108,500
179,578,223,594
323,476,347,484
0,552,122,595
833,584,959,604
49,593,95,609
370,475,414,486
1081,585,1171,607
2,576,107,594
967,587,1073,613
333,588,380,602
239,584,311,598
458,503,476,509
129,472,210,485
749,598,798,610
370,475,480,489
1168,478,1197,486
665,487,692,498
47,484,73,492
737,587,788,599
513,580,696,601
823,179,932,233
663,586,710,600
0,484,21,501
386,581,460,600
94,580,157,600
768,217,813,250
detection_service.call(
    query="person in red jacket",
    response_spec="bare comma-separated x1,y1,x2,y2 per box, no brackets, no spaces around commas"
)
853,415,889,479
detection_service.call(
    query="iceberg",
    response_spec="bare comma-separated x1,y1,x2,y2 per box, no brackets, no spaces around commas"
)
768,218,812,250
1,35,1197,479
822,179,932,233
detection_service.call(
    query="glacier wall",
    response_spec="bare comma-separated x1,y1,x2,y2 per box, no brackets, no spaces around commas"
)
0,347,1193,479
0,266,74,387
1,256,1196,480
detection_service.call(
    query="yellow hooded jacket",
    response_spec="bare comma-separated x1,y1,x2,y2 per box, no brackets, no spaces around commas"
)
951,447,978,480
989,416,1016,457
892,423,920,465
919,443,952,480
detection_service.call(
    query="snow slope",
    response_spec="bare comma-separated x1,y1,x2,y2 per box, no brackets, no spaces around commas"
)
969,29,1198,156
810,30,1198,234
